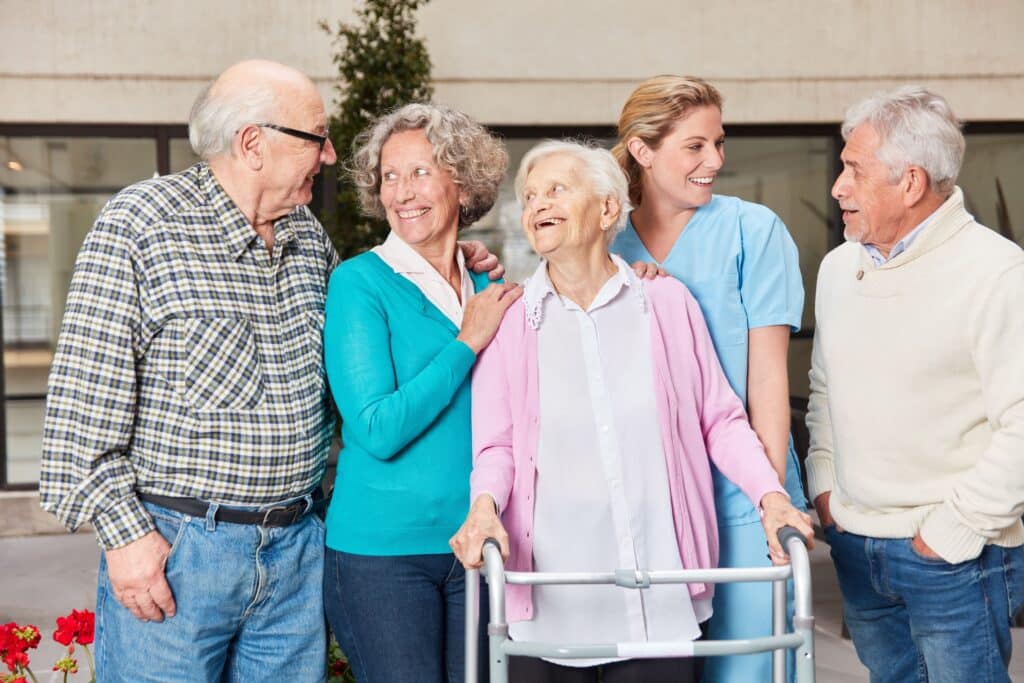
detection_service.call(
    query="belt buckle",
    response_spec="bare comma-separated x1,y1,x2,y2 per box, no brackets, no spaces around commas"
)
261,500,307,527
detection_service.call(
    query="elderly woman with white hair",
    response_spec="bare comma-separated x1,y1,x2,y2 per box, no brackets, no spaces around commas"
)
450,140,813,683
322,102,521,683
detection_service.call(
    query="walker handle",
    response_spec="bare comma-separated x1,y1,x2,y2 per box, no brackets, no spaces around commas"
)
777,525,809,554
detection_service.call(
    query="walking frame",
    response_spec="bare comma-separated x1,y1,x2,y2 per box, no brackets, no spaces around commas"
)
466,526,815,683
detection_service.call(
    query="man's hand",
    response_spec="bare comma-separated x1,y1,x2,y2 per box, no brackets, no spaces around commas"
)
459,240,505,281
911,533,942,560
813,491,843,532
104,530,176,622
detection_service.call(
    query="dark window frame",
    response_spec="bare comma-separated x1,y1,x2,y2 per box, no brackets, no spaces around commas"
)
3,120,1022,488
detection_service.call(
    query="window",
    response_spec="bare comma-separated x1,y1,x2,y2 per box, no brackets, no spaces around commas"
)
1,130,163,486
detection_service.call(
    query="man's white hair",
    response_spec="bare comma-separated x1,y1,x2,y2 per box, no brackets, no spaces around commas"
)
514,140,632,235
841,86,964,195
188,82,279,160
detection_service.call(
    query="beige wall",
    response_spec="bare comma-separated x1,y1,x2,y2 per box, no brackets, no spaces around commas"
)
2,0,1022,125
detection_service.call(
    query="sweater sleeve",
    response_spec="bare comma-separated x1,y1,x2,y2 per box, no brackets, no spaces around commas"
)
469,322,516,513
323,263,477,460
919,261,1024,562
804,265,835,502
678,284,786,507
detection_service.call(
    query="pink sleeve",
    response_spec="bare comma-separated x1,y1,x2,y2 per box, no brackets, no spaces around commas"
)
681,288,786,507
470,324,516,512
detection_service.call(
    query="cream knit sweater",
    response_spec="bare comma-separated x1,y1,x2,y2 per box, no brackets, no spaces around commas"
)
806,187,1024,563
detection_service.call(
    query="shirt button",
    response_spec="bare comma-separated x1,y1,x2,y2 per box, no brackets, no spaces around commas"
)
856,269,864,280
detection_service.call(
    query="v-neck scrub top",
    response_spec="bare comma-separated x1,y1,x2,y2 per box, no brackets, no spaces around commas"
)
612,194,808,524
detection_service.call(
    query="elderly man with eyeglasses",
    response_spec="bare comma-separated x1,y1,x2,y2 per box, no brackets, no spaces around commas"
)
39,59,499,682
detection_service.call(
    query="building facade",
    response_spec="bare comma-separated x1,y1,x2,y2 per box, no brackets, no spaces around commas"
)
2,0,1023,485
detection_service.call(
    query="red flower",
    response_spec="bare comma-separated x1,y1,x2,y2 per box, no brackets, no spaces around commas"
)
330,659,350,675
53,616,76,647
73,610,95,646
0,622,40,674
11,625,40,651
2,648,29,673
52,609,95,647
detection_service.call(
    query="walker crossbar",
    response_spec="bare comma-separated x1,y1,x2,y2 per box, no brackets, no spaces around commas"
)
465,526,816,683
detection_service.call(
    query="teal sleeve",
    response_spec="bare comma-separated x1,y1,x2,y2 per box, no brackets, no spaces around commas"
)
323,264,477,460
738,205,804,332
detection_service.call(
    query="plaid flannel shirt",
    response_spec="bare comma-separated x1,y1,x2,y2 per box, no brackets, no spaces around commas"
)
40,162,340,549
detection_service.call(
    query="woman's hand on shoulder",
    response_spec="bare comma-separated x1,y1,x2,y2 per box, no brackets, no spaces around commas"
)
450,494,509,569
459,240,506,281
759,492,815,566
456,283,523,354
630,260,668,280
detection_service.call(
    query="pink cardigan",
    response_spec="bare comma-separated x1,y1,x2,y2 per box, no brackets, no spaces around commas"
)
470,276,785,622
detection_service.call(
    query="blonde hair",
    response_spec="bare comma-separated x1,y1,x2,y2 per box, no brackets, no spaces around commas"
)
611,75,723,206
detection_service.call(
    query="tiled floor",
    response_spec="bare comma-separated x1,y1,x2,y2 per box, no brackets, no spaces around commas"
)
1,531,1022,681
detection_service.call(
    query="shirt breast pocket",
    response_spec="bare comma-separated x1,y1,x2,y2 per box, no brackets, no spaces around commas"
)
183,317,266,411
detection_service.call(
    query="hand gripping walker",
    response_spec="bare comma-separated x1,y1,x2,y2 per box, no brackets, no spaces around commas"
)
465,525,815,683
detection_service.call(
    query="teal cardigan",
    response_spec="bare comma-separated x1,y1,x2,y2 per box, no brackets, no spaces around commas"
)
322,251,491,555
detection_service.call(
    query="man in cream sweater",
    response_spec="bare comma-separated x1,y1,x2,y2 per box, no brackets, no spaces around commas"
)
806,86,1024,682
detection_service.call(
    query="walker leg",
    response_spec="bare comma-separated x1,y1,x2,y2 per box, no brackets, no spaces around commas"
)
772,578,787,683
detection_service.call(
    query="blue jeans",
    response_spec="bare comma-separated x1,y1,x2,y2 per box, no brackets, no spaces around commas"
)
95,499,326,682
324,549,488,683
826,526,1024,683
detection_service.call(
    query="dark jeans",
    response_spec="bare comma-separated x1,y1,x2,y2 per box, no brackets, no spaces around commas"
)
827,526,1024,683
324,548,488,683
509,654,698,683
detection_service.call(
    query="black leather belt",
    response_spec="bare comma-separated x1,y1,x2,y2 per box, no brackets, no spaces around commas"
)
139,492,314,528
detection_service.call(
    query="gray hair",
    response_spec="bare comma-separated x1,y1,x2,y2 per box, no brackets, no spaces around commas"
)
188,81,279,160
514,140,632,236
841,86,964,195
350,103,508,228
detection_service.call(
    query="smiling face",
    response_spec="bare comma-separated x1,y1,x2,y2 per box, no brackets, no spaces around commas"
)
832,123,907,247
520,152,612,260
636,105,724,211
379,128,463,250
260,83,337,219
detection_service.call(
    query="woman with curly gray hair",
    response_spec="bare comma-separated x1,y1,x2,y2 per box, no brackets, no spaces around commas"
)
322,102,520,683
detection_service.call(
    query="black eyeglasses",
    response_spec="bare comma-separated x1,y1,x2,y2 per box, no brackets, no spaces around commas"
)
257,123,330,151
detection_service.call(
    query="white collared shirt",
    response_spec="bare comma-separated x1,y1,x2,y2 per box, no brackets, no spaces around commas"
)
509,254,710,666
372,232,472,326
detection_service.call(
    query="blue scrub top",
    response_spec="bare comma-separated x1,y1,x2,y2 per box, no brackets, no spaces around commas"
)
611,194,807,524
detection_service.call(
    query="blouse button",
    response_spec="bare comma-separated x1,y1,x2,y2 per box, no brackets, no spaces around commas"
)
856,269,864,280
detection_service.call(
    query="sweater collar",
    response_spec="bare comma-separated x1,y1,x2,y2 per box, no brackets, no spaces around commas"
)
867,187,973,270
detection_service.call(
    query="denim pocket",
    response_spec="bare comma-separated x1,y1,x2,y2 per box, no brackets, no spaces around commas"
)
150,510,189,570
1003,545,1024,624
906,538,951,565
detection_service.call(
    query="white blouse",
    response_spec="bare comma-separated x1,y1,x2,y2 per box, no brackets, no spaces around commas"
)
508,255,712,666
372,231,471,327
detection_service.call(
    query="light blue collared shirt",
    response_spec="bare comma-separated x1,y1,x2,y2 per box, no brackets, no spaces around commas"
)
863,215,933,265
